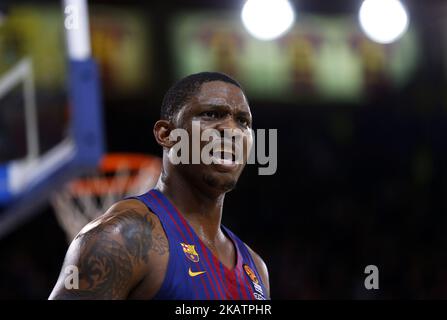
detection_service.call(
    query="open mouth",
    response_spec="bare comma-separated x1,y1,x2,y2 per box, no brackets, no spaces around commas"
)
206,138,243,169
210,149,236,165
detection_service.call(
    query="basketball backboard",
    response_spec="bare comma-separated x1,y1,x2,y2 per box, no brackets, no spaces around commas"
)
0,0,104,238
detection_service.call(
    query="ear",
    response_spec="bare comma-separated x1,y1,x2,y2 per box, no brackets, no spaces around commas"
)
153,120,176,148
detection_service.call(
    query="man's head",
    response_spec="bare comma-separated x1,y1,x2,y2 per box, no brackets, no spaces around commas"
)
160,72,244,121
154,72,253,197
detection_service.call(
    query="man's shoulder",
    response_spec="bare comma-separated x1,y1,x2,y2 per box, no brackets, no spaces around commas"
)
225,228,268,271
49,199,165,299
244,243,268,272
75,198,161,247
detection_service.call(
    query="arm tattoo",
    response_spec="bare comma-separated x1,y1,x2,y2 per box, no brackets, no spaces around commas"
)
52,209,157,299
151,233,169,255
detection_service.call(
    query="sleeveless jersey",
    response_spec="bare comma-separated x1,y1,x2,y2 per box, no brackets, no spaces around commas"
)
132,189,268,300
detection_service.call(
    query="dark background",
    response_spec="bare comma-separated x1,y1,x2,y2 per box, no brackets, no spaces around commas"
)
1,0,447,299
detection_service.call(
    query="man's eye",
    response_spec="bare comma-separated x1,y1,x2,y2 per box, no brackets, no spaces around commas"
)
201,111,220,119
238,118,250,127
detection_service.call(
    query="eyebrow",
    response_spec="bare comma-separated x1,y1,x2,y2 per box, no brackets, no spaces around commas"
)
200,103,251,113
200,102,232,109
200,104,251,118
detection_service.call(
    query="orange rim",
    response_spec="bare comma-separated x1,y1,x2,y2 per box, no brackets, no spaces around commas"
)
67,153,161,196
100,153,160,172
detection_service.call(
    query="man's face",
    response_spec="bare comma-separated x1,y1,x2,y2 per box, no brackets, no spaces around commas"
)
172,80,253,193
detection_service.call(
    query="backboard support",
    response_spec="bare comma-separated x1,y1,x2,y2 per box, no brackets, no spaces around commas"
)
0,0,104,239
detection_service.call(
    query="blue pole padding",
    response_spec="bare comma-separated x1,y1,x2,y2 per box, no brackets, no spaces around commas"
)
0,164,11,204
68,58,105,169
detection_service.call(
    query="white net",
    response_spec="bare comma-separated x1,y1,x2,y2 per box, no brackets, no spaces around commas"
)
51,153,161,241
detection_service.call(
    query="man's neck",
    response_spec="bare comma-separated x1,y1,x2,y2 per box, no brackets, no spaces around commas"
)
155,169,226,245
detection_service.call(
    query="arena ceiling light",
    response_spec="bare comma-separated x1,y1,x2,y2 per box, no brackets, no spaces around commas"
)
241,0,295,41
359,0,409,44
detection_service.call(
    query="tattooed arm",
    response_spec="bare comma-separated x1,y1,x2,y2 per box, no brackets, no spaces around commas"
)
49,201,157,300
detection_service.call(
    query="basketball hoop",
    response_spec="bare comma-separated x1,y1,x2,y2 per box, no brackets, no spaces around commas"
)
51,153,161,241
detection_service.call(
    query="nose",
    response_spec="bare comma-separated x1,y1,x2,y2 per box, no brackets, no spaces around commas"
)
215,115,239,135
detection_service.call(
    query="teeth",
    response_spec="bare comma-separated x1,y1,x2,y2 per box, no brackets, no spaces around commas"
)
211,154,233,161
209,139,242,163
212,157,235,165
213,148,234,154
210,148,234,161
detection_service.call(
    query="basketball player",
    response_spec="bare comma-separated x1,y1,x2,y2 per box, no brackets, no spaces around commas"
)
49,72,269,300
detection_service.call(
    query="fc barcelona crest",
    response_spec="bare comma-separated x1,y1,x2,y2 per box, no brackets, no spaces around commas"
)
243,264,265,300
243,264,259,284
180,243,200,262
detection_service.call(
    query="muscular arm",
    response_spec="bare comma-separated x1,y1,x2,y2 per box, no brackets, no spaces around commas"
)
49,203,156,300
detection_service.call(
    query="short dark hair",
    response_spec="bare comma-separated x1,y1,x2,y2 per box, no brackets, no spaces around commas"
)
160,71,244,120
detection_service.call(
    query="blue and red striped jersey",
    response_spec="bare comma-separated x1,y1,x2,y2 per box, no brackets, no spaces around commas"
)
132,189,268,300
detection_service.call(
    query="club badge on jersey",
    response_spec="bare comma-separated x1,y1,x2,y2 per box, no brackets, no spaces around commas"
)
181,243,200,263
244,264,265,300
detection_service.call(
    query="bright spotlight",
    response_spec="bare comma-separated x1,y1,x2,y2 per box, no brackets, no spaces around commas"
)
241,0,295,41
359,0,409,44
